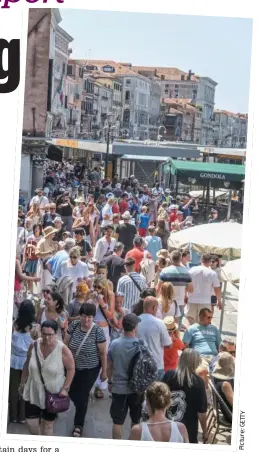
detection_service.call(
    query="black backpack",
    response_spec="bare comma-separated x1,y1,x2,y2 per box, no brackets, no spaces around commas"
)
128,340,157,394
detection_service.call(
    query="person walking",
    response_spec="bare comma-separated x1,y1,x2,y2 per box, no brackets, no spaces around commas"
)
107,313,144,440
102,242,126,289
145,226,162,262
187,253,222,325
20,320,75,436
115,211,137,256
162,349,208,444
64,303,107,438
117,257,147,311
129,382,188,442
137,297,172,380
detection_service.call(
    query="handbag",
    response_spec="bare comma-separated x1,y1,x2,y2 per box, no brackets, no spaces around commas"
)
34,341,70,414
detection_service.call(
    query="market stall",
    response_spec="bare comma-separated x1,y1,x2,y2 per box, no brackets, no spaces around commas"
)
163,159,245,222
163,159,245,189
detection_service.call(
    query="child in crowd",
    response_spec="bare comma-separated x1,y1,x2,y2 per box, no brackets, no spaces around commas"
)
163,316,185,372
68,281,89,322
111,292,129,341
138,206,151,237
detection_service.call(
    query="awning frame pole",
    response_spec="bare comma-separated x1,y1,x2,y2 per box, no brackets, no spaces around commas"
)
219,280,227,335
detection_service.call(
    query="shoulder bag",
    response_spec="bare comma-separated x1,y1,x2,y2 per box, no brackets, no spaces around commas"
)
34,341,70,414
128,274,142,292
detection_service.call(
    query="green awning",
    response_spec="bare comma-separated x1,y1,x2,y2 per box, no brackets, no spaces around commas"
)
164,159,245,187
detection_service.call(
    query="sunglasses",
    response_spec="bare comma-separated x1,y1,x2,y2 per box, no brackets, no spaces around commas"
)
70,255,78,259
168,328,176,333
94,285,102,290
43,289,51,294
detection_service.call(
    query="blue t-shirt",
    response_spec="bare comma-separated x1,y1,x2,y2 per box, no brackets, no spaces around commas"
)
145,235,162,261
47,250,68,280
180,203,193,219
183,324,221,356
139,213,150,229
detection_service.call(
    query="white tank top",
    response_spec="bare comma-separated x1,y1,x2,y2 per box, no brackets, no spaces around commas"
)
40,309,63,341
23,339,65,409
140,421,184,443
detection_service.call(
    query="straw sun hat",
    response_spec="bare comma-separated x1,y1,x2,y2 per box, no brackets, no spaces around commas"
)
157,249,170,259
43,226,58,238
163,316,178,331
212,352,235,380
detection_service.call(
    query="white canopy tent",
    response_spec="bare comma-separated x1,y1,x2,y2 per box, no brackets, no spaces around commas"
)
219,258,241,334
221,258,241,283
168,222,242,258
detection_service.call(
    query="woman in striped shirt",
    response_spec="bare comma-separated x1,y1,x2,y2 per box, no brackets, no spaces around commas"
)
64,303,107,438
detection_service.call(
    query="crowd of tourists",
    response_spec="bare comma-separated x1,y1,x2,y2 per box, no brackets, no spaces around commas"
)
11,161,236,443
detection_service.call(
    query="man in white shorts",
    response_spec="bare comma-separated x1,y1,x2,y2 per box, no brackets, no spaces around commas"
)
187,253,222,324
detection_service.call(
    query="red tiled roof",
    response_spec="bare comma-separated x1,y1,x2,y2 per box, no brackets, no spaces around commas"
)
214,109,248,119
132,65,200,81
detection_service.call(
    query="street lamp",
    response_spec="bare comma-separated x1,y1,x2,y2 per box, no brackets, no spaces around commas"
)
157,125,166,142
103,113,116,178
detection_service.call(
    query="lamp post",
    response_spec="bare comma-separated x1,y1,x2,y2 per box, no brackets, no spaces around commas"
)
103,113,116,178
157,125,166,141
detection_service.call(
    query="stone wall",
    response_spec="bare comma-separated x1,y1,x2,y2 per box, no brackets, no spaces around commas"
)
23,9,52,136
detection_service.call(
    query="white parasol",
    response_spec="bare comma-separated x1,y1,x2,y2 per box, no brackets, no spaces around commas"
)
221,258,241,283
168,222,242,258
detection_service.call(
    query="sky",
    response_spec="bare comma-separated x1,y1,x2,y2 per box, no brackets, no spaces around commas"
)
60,9,252,113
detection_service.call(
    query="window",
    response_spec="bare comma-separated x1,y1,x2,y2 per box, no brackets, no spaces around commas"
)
102,65,115,73
123,109,130,123
67,65,73,76
125,91,130,102
175,84,179,88
126,79,131,85
165,90,169,95
78,67,84,78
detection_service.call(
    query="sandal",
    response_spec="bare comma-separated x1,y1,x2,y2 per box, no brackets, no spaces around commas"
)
94,387,104,399
72,426,83,437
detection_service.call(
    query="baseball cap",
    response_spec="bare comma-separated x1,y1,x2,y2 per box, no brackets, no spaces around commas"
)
122,313,141,331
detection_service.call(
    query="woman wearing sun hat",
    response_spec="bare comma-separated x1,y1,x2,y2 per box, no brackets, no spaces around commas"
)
212,352,235,422
163,316,185,372
35,226,59,292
